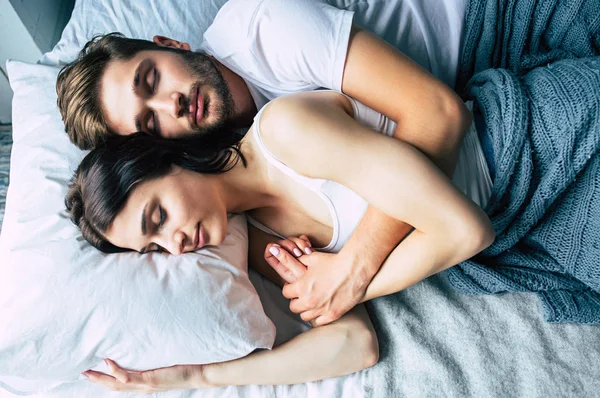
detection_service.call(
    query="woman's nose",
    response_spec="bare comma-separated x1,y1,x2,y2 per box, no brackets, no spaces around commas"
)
159,230,185,255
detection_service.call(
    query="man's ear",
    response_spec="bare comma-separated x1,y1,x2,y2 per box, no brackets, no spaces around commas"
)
153,35,191,51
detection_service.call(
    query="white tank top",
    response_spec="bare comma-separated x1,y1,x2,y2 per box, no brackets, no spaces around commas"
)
248,95,492,253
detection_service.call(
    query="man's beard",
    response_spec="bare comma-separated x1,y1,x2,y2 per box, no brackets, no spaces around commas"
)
179,51,235,138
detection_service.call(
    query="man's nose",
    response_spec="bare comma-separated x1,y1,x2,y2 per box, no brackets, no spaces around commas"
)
149,92,185,119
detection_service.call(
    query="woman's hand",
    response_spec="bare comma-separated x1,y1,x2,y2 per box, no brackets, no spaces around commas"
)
265,246,369,325
83,358,208,393
263,235,311,283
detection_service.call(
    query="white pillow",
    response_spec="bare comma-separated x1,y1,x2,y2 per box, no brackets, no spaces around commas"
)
0,60,275,387
40,0,229,66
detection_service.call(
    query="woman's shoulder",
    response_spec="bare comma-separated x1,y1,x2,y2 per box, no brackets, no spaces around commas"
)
252,90,365,182
256,91,352,146
261,91,352,124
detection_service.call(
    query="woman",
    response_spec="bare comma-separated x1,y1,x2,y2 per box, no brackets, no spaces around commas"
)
66,88,495,391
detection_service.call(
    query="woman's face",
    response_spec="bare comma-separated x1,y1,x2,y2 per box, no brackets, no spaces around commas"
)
104,166,228,255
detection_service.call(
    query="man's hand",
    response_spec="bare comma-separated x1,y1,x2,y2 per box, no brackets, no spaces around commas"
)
265,241,372,326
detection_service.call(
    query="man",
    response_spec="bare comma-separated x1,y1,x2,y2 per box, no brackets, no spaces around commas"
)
57,0,471,325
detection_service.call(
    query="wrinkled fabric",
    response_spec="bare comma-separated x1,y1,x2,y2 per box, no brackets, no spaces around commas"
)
447,56,600,323
456,0,600,96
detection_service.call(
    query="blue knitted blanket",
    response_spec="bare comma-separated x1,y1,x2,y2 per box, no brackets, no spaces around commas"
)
455,0,600,95
446,57,600,323
447,0,600,324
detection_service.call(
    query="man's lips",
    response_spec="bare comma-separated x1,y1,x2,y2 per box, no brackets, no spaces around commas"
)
196,92,204,124
189,87,204,126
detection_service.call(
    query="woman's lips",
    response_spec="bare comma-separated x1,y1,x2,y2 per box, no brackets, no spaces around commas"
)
196,223,206,249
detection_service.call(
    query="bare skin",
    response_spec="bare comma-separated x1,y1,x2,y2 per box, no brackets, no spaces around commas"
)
84,16,475,390
98,26,470,326
86,91,492,393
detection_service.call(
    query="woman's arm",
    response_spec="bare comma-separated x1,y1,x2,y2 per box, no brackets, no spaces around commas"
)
288,26,471,325
259,91,494,305
87,305,377,391
359,231,490,303
203,304,377,387
283,26,472,326
247,222,315,287
84,226,378,393
203,227,378,386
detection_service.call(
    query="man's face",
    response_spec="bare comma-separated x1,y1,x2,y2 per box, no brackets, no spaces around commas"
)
100,49,234,139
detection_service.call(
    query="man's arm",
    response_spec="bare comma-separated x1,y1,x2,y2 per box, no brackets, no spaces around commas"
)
260,92,490,325
343,26,472,174
277,27,472,325
338,26,472,271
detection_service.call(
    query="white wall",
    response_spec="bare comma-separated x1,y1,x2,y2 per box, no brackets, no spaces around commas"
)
0,0,74,123
0,0,44,123
9,0,75,54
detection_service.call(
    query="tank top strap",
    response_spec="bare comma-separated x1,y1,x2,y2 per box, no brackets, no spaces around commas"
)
252,105,326,191
251,103,340,252
247,215,286,240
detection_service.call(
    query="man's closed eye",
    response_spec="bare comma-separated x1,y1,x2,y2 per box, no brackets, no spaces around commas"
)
146,68,161,136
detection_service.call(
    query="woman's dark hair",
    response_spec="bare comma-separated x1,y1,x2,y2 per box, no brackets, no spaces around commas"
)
65,131,245,253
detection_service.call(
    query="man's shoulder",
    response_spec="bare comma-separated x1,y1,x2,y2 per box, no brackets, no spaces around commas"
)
207,0,330,37
220,0,318,13
209,0,282,29
203,0,263,55
215,0,265,16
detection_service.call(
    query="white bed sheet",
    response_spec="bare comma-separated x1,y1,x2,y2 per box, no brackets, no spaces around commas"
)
3,271,598,397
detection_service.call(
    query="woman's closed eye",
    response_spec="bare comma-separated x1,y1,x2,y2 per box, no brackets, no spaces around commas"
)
153,205,166,231
141,243,167,254
145,208,167,254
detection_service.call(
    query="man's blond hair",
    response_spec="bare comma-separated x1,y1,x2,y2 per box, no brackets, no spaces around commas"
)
56,33,176,149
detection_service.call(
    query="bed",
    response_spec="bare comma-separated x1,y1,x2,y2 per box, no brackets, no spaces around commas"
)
3,274,598,397
1,0,598,397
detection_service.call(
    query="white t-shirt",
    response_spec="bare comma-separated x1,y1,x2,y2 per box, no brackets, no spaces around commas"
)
201,0,467,110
